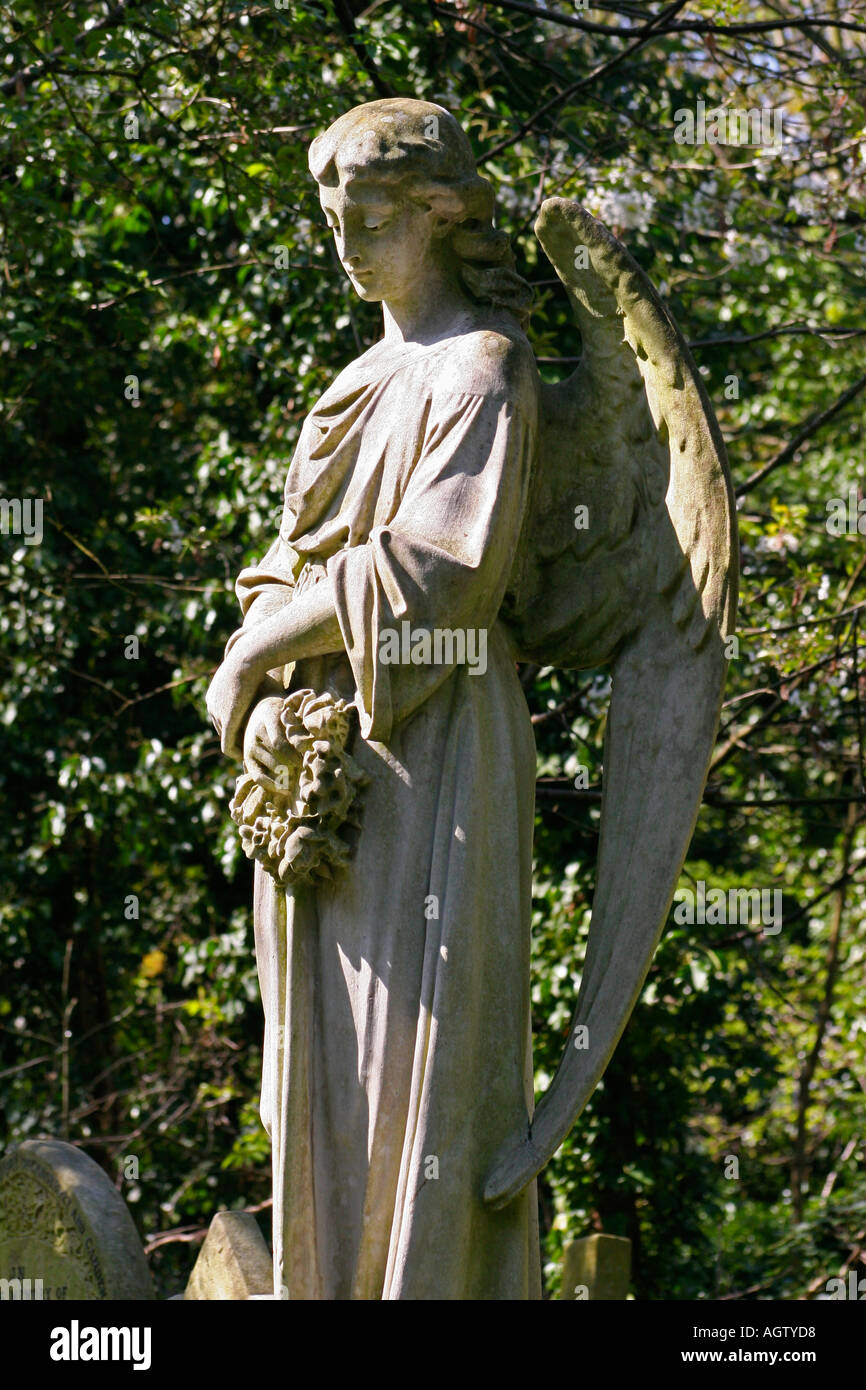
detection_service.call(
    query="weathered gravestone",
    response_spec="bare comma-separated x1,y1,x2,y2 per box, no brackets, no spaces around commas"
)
0,1139,154,1300
184,1210,273,1300
559,1232,632,1300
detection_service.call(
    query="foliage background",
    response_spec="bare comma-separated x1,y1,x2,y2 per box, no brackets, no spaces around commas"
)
1,0,865,1299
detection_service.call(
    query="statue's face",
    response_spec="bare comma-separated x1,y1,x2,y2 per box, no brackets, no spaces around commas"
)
318,179,445,304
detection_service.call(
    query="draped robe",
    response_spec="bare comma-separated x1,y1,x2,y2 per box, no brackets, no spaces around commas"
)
233,316,542,1300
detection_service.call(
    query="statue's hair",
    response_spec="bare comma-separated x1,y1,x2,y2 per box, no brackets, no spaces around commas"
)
308,99,533,327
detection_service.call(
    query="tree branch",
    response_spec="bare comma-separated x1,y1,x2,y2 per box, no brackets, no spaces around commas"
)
0,0,146,98
791,807,858,1219
736,372,866,498
480,0,690,162
482,0,866,41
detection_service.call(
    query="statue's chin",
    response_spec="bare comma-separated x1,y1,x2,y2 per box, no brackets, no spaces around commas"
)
350,281,382,301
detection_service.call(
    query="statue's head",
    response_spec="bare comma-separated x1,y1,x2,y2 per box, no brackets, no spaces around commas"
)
309,99,531,324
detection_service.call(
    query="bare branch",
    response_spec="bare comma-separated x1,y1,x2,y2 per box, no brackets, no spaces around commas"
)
480,0,690,162
736,372,866,498
481,0,866,41
0,0,145,98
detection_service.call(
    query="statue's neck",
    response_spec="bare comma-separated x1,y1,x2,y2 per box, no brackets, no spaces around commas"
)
381,278,476,347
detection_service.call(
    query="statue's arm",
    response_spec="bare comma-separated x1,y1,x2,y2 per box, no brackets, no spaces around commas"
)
229,577,343,676
206,579,343,757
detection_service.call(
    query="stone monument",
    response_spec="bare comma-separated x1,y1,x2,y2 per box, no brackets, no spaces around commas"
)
0,1139,153,1300
560,1232,632,1300
206,99,738,1299
184,1211,273,1301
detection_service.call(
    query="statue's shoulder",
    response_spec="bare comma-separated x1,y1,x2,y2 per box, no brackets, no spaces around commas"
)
436,318,538,408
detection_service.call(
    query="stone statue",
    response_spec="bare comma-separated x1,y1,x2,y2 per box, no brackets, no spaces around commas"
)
205,99,738,1300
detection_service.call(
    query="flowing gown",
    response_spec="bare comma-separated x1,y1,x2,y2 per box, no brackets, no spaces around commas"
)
233,313,542,1299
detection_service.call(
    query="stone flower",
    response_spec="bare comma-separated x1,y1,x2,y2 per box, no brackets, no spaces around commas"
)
229,688,367,887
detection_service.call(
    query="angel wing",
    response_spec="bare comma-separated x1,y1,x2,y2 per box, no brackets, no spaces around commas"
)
486,198,739,1208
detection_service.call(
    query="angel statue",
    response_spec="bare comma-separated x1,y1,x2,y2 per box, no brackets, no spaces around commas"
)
205,98,738,1301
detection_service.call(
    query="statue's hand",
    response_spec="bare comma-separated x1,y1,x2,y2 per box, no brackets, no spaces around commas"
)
206,646,263,760
242,695,291,792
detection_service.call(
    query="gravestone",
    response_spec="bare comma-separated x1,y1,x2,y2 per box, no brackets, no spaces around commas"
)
0,1139,154,1300
184,1210,273,1300
560,1232,632,1300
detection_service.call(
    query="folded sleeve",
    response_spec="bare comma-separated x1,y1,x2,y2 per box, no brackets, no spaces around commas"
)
234,533,298,626
227,533,300,684
327,371,536,743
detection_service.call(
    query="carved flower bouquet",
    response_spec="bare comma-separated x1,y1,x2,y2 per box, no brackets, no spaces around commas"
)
229,688,367,888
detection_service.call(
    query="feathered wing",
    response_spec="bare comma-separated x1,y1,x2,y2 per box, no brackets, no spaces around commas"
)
486,198,739,1208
